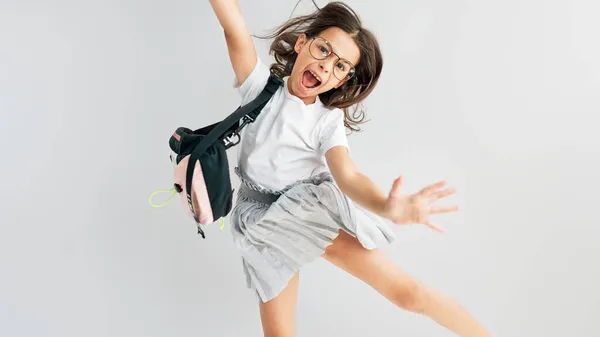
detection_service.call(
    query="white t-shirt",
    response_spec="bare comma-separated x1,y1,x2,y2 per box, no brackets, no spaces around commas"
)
234,57,349,191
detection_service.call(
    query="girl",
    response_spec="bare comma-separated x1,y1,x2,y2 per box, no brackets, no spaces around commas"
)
208,1,491,336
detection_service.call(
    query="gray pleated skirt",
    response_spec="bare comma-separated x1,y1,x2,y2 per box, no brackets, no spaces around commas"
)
230,167,396,302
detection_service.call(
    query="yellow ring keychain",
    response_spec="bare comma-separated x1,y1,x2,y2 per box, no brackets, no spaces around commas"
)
148,187,176,208
149,186,226,231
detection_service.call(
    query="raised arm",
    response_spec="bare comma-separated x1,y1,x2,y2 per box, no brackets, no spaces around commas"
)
208,0,257,85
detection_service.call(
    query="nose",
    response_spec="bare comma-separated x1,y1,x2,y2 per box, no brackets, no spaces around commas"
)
318,62,329,73
318,56,337,73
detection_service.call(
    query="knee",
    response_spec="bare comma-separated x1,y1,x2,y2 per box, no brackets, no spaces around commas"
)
390,281,428,314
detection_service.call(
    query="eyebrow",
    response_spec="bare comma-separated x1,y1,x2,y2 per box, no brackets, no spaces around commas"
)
318,36,356,66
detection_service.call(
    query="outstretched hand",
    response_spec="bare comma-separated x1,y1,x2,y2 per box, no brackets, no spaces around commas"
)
382,176,459,232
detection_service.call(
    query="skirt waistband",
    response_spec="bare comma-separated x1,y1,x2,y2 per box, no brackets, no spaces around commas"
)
239,183,280,204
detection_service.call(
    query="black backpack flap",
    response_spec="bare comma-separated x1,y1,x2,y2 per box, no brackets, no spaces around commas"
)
169,124,221,165
169,127,193,161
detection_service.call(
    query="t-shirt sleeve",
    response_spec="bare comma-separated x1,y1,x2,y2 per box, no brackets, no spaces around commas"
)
234,55,271,106
318,109,349,155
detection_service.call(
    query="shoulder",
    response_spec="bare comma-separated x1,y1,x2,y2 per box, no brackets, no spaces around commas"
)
318,107,346,131
317,107,349,155
234,55,273,105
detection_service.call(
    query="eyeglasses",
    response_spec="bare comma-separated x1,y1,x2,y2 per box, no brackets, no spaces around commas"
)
308,36,356,82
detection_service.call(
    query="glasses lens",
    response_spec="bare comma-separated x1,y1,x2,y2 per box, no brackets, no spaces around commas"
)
309,37,331,60
334,59,355,81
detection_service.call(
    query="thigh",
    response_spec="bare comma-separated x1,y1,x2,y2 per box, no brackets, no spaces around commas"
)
259,272,300,337
323,231,421,305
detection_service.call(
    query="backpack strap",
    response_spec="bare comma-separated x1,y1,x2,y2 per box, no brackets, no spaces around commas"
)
185,72,283,234
245,75,283,121
221,73,284,148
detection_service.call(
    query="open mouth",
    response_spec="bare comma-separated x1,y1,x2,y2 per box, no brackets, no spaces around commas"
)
301,70,322,89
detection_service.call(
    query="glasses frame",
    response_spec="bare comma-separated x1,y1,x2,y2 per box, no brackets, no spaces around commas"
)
308,36,356,82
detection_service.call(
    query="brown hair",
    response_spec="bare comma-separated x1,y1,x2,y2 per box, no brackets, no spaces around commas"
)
256,1,383,132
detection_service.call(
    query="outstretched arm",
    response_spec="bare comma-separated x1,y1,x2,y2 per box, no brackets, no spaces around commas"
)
325,146,458,231
325,146,388,214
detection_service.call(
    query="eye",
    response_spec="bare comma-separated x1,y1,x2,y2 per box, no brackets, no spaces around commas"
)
336,62,346,71
319,46,328,54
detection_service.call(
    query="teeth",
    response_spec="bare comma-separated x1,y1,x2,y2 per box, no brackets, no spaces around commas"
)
309,70,322,83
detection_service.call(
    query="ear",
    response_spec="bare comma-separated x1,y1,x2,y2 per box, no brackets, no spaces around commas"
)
294,33,308,53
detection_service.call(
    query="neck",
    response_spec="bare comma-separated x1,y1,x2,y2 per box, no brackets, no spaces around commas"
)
287,81,317,105
301,96,317,105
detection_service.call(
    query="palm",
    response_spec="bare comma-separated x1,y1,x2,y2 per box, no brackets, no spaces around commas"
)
383,176,459,232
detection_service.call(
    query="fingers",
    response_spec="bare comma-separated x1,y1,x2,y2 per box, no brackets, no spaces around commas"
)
425,221,445,233
430,205,459,214
423,205,458,233
388,176,403,199
415,180,458,233
420,180,447,196
431,187,457,200
404,178,458,200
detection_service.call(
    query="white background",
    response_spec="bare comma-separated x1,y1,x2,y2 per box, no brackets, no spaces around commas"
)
1,0,599,336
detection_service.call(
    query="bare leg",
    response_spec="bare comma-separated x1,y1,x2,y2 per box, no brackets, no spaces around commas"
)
259,272,300,337
323,231,491,337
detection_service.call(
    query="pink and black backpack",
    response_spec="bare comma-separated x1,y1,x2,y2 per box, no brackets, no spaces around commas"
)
151,72,283,238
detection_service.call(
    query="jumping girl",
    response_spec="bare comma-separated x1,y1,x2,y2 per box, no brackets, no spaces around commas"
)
208,1,491,336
